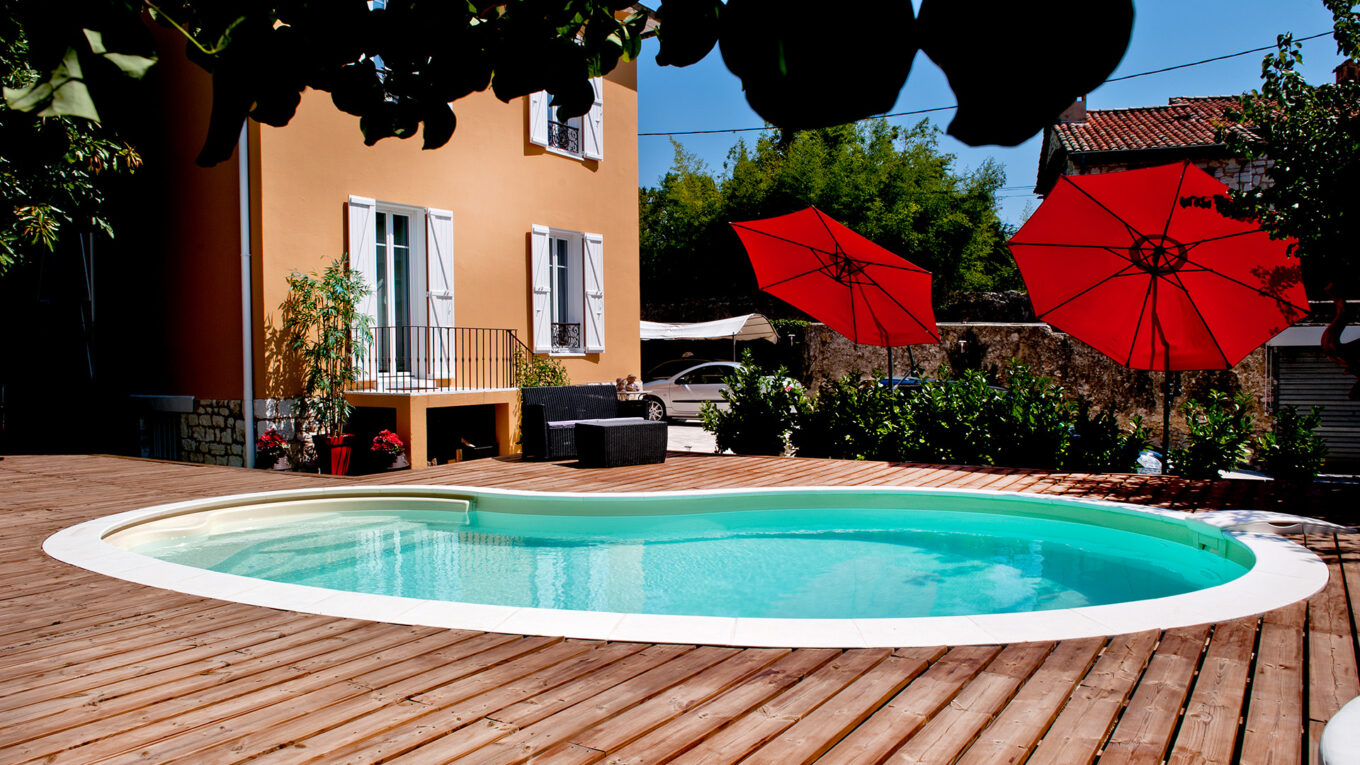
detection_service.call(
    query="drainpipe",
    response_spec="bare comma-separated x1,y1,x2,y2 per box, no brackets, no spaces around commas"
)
239,124,256,468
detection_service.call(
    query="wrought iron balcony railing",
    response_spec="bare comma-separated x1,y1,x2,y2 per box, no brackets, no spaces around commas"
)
551,322,582,352
351,326,520,393
547,121,581,154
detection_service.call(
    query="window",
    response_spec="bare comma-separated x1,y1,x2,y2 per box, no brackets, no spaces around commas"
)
347,197,455,382
531,225,604,354
528,78,604,161
546,104,582,154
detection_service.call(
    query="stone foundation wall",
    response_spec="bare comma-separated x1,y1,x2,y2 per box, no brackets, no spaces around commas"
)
179,399,246,467
802,323,1272,449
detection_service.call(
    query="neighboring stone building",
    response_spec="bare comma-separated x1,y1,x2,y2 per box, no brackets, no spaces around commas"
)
1030,92,1359,471
1035,95,1271,195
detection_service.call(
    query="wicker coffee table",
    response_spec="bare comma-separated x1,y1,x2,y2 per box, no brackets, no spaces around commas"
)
574,419,668,468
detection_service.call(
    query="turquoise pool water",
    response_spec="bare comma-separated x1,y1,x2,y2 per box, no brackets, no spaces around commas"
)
128,499,1250,619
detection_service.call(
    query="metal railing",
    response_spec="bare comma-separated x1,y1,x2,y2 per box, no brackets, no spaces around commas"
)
551,322,582,352
351,326,519,393
547,121,581,153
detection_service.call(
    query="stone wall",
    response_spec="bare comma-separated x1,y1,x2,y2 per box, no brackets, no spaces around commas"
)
1067,157,1272,192
802,323,1272,449
180,399,246,467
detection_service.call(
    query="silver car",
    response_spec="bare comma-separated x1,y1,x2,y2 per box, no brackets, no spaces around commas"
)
640,361,741,421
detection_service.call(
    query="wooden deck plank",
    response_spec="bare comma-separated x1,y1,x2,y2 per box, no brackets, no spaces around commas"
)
444,645,738,764
376,644,697,764
1307,536,1360,730
36,628,503,764
0,454,1356,765
955,637,1105,765
1098,624,1212,765
186,636,596,763
882,642,1054,764
268,641,653,765
744,646,951,764
599,648,841,765
665,649,895,765
0,620,395,762
1241,600,1308,765
1025,630,1161,765
529,648,792,761
1167,618,1259,765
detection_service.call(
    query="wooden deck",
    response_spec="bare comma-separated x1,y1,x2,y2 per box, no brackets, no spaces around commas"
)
1,452,1357,764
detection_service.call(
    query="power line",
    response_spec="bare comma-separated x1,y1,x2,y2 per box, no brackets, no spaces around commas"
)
639,30,1334,138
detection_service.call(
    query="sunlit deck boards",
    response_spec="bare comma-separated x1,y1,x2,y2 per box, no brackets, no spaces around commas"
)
1,453,1357,763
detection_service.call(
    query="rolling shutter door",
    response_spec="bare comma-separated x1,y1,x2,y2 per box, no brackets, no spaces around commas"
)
1276,347,1360,470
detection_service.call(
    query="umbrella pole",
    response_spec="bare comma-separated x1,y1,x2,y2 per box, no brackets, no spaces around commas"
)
908,346,916,378
1162,371,1173,474
887,346,893,387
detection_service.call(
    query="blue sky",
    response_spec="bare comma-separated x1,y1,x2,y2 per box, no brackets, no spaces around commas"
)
636,1,1349,227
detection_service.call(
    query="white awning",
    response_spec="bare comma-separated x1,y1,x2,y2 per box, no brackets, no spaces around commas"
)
640,314,779,343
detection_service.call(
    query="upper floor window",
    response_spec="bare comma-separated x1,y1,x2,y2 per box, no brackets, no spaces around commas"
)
531,225,604,354
528,78,604,161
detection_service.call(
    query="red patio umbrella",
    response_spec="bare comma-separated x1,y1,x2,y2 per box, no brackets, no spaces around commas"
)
731,207,939,378
1008,161,1310,466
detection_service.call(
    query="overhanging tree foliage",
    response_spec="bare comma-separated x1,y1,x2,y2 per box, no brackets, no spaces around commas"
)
0,7,141,273
5,0,1136,168
640,119,1019,312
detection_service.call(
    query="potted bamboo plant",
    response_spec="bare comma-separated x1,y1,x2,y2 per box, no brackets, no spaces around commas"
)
282,257,372,475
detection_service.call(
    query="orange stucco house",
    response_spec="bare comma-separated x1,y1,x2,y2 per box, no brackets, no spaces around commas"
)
114,28,645,471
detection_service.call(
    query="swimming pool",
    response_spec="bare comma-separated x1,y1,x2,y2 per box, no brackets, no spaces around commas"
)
45,486,1328,647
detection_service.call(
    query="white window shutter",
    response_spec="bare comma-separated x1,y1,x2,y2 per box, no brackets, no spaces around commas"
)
582,232,605,352
425,208,454,327
530,225,552,352
347,195,378,326
528,92,548,148
426,208,454,379
583,77,604,161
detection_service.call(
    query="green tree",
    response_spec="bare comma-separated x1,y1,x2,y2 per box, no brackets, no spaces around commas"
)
0,8,141,273
640,119,1019,311
1207,0,1360,298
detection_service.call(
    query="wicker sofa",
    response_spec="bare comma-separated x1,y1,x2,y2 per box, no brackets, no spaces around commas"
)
520,384,647,460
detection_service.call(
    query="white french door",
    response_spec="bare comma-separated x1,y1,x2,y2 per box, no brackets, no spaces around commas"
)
375,210,413,374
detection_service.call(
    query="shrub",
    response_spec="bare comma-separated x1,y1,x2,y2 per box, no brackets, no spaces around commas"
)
992,363,1077,469
1256,405,1328,483
1170,390,1255,479
700,351,803,456
897,368,1004,465
791,374,902,460
514,346,569,387
1062,404,1150,473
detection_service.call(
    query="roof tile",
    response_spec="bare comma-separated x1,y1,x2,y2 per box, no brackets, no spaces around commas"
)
1053,96,1248,153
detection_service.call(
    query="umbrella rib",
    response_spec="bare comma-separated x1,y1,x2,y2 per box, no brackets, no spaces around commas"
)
1176,254,1312,315
1160,161,1192,240
1009,241,1143,250
1057,174,1145,240
1166,271,1232,368
1033,263,1143,320
732,222,929,274
759,261,848,291
863,278,941,342
1125,276,1158,368
731,224,839,259
1183,228,1270,249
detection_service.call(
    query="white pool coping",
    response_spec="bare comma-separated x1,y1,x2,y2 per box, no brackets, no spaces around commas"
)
43,484,1331,648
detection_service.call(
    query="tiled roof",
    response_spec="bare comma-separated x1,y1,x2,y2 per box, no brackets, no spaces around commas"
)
1052,96,1247,153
